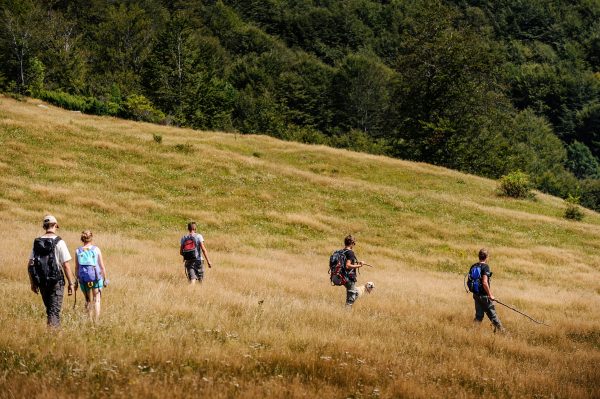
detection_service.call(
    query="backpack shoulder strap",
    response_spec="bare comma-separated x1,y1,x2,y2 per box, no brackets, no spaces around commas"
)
51,236,62,248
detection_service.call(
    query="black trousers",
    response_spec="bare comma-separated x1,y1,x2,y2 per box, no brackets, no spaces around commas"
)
473,294,502,327
39,282,64,327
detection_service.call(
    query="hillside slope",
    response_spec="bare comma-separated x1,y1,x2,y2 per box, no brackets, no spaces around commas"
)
0,96,599,398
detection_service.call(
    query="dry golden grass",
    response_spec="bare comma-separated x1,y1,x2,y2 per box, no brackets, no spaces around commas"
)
0,96,599,398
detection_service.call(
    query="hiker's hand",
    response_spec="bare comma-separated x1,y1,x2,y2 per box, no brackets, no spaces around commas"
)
104,279,110,287
208,262,212,268
30,284,38,294
359,261,364,267
67,284,74,296
490,295,496,302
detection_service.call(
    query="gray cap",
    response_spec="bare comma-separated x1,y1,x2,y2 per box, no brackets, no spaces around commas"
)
43,215,59,227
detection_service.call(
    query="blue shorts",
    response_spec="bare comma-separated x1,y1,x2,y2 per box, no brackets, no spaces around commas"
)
80,279,104,292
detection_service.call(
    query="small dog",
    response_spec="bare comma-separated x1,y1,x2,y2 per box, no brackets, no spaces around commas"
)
356,281,375,297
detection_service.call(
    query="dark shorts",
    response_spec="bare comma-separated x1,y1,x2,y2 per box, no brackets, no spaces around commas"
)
185,259,204,281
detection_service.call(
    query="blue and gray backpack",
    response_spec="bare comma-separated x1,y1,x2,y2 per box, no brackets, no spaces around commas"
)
77,246,100,284
466,263,483,294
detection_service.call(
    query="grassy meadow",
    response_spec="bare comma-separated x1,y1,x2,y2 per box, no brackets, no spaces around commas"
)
0,95,599,398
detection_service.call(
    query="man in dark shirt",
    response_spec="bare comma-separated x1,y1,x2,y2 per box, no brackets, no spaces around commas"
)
471,248,505,332
342,235,364,307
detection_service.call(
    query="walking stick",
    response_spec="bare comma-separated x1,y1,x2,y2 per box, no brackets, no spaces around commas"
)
72,283,77,310
494,299,550,326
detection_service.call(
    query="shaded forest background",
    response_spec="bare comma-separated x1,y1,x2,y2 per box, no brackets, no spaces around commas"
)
1,0,599,209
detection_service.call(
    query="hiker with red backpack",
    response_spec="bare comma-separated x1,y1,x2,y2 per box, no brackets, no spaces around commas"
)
466,248,505,333
27,215,75,328
180,222,213,284
75,230,108,323
329,235,370,307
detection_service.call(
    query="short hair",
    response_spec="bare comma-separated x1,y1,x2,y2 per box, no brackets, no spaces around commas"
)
187,222,197,231
344,235,356,246
81,230,93,243
478,248,489,261
43,222,57,230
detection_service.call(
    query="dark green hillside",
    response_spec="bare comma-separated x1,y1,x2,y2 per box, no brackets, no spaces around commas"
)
0,0,599,206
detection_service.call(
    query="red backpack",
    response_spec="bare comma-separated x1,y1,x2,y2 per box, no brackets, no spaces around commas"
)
181,235,198,260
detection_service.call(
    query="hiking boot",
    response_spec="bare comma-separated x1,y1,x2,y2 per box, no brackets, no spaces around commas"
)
493,324,506,334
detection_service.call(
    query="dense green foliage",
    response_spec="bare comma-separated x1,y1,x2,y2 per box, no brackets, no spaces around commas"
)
497,170,534,199
0,0,598,208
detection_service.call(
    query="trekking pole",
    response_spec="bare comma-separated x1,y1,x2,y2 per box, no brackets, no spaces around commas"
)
362,263,374,268
493,299,550,326
72,282,77,310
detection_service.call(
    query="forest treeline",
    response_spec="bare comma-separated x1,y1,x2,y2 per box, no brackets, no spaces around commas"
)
1,0,599,210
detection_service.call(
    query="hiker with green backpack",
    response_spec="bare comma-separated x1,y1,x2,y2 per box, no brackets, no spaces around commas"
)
27,215,75,328
75,230,108,323
180,222,213,284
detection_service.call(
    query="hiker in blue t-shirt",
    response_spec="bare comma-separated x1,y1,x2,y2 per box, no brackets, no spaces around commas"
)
470,248,504,333
180,222,213,284
75,230,108,323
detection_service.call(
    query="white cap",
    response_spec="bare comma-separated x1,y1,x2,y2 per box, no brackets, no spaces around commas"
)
43,215,59,227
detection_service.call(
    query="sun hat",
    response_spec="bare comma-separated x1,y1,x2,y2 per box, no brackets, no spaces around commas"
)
43,215,59,227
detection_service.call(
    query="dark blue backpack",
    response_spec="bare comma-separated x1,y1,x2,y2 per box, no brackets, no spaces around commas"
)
329,249,349,286
466,263,483,294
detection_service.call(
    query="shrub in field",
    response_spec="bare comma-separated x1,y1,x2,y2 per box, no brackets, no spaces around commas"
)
330,129,391,155
153,134,163,144
86,97,120,116
564,195,584,221
497,170,534,199
174,143,193,153
122,95,165,123
38,90,120,116
39,90,86,111
579,178,600,212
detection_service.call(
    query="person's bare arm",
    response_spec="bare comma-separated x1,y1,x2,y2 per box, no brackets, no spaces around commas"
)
28,259,38,294
98,252,107,282
62,261,74,296
200,242,212,268
482,275,495,301
345,259,363,270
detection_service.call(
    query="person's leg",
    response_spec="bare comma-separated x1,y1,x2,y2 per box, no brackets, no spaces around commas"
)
345,281,358,307
482,298,504,332
44,282,64,328
474,295,485,323
196,260,204,283
185,261,198,284
81,284,93,319
91,288,101,323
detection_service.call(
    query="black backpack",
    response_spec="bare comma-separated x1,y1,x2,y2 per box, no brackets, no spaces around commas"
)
29,236,64,287
329,249,349,286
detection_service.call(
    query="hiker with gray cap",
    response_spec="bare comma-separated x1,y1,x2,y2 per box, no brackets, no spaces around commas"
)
27,215,75,328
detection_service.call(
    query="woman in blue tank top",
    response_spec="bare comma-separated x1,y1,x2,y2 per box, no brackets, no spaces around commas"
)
75,230,108,323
